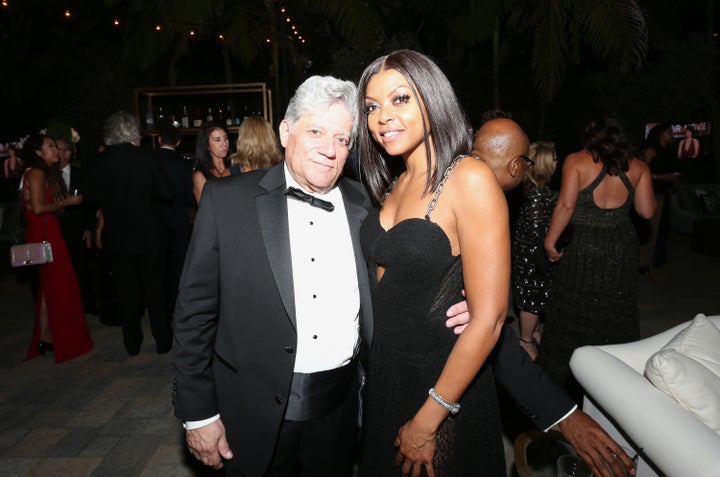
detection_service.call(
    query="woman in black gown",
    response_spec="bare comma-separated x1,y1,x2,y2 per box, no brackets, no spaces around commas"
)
541,114,656,401
357,49,510,476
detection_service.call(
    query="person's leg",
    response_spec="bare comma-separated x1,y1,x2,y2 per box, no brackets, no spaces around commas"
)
518,310,540,360
111,255,143,355
139,249,172,354
264,386,359,477
38,290,51,343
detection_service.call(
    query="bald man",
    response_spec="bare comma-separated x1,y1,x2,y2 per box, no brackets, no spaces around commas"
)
472,117,532,191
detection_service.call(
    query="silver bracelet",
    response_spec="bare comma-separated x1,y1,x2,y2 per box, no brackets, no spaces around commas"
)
428,388,460,415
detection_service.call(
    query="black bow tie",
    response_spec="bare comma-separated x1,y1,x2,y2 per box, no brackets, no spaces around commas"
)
285,186,335,212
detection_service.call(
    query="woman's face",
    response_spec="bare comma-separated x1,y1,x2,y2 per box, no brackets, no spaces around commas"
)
364,68,427,160
685,129,693,139
207,128,229,160
36,138,59,165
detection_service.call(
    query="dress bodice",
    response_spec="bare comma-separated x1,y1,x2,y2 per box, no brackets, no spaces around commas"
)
572,167,635,227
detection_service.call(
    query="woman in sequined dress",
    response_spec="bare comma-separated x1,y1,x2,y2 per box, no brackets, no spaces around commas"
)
512,141,558,360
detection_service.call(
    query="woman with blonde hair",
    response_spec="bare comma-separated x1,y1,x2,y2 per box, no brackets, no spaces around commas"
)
512,140,558,360
227,116,282,174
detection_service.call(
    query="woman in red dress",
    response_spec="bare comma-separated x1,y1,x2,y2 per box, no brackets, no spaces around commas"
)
21,134,93,363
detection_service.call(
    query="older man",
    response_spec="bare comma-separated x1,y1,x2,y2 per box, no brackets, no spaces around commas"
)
173,76,371,477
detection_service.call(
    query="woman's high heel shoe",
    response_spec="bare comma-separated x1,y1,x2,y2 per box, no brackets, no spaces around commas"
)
37,341,54,356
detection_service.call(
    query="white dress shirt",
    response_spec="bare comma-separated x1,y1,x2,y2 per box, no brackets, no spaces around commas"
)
285,166,360,373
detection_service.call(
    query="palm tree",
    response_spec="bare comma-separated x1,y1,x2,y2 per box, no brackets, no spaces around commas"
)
118,0,379,112
448,0,647,131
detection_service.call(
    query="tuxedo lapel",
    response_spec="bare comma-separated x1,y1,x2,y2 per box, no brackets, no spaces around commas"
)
256,164,296,329
339,180,373,344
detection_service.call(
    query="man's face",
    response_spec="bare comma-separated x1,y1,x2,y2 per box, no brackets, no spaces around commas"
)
56,140,72,168
279,102,352,194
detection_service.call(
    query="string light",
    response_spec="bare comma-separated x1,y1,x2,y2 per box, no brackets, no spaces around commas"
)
155,24,161,31
113,19,120,26
64,9,71,17
1,1,9,7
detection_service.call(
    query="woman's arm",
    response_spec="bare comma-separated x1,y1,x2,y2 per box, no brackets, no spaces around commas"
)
691,138,700,158
395,160,509,474
631,158,657,219
26,169,81,215
192,170,207,204
544,154,580,262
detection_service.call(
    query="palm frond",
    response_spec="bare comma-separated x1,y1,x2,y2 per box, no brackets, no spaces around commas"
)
576,0,647,73
292,0,380,49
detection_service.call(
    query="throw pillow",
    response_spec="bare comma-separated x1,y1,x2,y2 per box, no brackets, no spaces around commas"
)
645,314,720,434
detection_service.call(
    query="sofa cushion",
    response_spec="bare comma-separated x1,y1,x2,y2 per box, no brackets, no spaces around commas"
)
645,314,720,434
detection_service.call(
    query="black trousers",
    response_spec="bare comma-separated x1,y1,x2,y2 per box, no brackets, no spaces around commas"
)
110,250,172,355
224,383,360,477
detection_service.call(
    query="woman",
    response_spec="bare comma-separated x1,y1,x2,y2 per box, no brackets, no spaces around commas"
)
192,122,231,203
226,116,282,174
639,123,678,270
512,141,558,360
21,134,92,363
677,127,700,159
357,49,509,476
540,114,656,401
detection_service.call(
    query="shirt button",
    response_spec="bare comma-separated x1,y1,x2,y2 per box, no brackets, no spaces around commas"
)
284,345,294,353
313,334,318,339
275,394,284,404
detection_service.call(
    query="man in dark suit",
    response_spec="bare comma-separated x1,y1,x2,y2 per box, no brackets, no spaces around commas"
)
173,76,371,476
155,126,193,319
57,138,97,314
84,111,174,356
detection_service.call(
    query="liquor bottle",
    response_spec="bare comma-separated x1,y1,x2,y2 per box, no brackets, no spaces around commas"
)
206,107,214,122
181,106,189,128
157,107,166,128
217,107,224,125
193,107,203,127
225,105,233,126
145,101,154,130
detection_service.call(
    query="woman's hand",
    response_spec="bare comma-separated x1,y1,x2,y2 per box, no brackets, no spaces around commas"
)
64,194,83,206
545,241,563,263
394,418,437,477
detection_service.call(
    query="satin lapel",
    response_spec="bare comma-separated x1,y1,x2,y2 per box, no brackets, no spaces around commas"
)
338,180,373,344
257,164,296,329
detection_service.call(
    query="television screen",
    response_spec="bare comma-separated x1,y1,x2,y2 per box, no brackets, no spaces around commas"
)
644,121,712,159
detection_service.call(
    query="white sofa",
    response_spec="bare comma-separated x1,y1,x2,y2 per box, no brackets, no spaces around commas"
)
569,315,720,477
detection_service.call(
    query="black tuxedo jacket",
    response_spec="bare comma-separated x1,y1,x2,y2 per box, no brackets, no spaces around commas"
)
59,165,94,243
172,163,374,476
84,143,172,255
155,147,193,239
492,324,575,430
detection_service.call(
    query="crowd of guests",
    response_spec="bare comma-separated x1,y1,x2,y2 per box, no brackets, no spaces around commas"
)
5,47,684,476
8,113,282,361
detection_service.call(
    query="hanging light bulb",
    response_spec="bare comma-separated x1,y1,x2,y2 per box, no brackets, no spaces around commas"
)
113,18,120,26
155,24,161,31
64,9,71,17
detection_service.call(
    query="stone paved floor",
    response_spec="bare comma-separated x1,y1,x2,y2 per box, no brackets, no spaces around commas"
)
0,232,718,476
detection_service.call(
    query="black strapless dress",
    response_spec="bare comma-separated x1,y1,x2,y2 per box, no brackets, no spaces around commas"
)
358,209,505,477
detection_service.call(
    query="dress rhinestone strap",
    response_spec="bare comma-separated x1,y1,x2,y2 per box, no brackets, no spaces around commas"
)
425,154,480,220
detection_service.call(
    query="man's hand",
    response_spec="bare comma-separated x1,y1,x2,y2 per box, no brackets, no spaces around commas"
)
186,419,233,469
558,410,636,477
445,290,469,334
82,230,93,249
